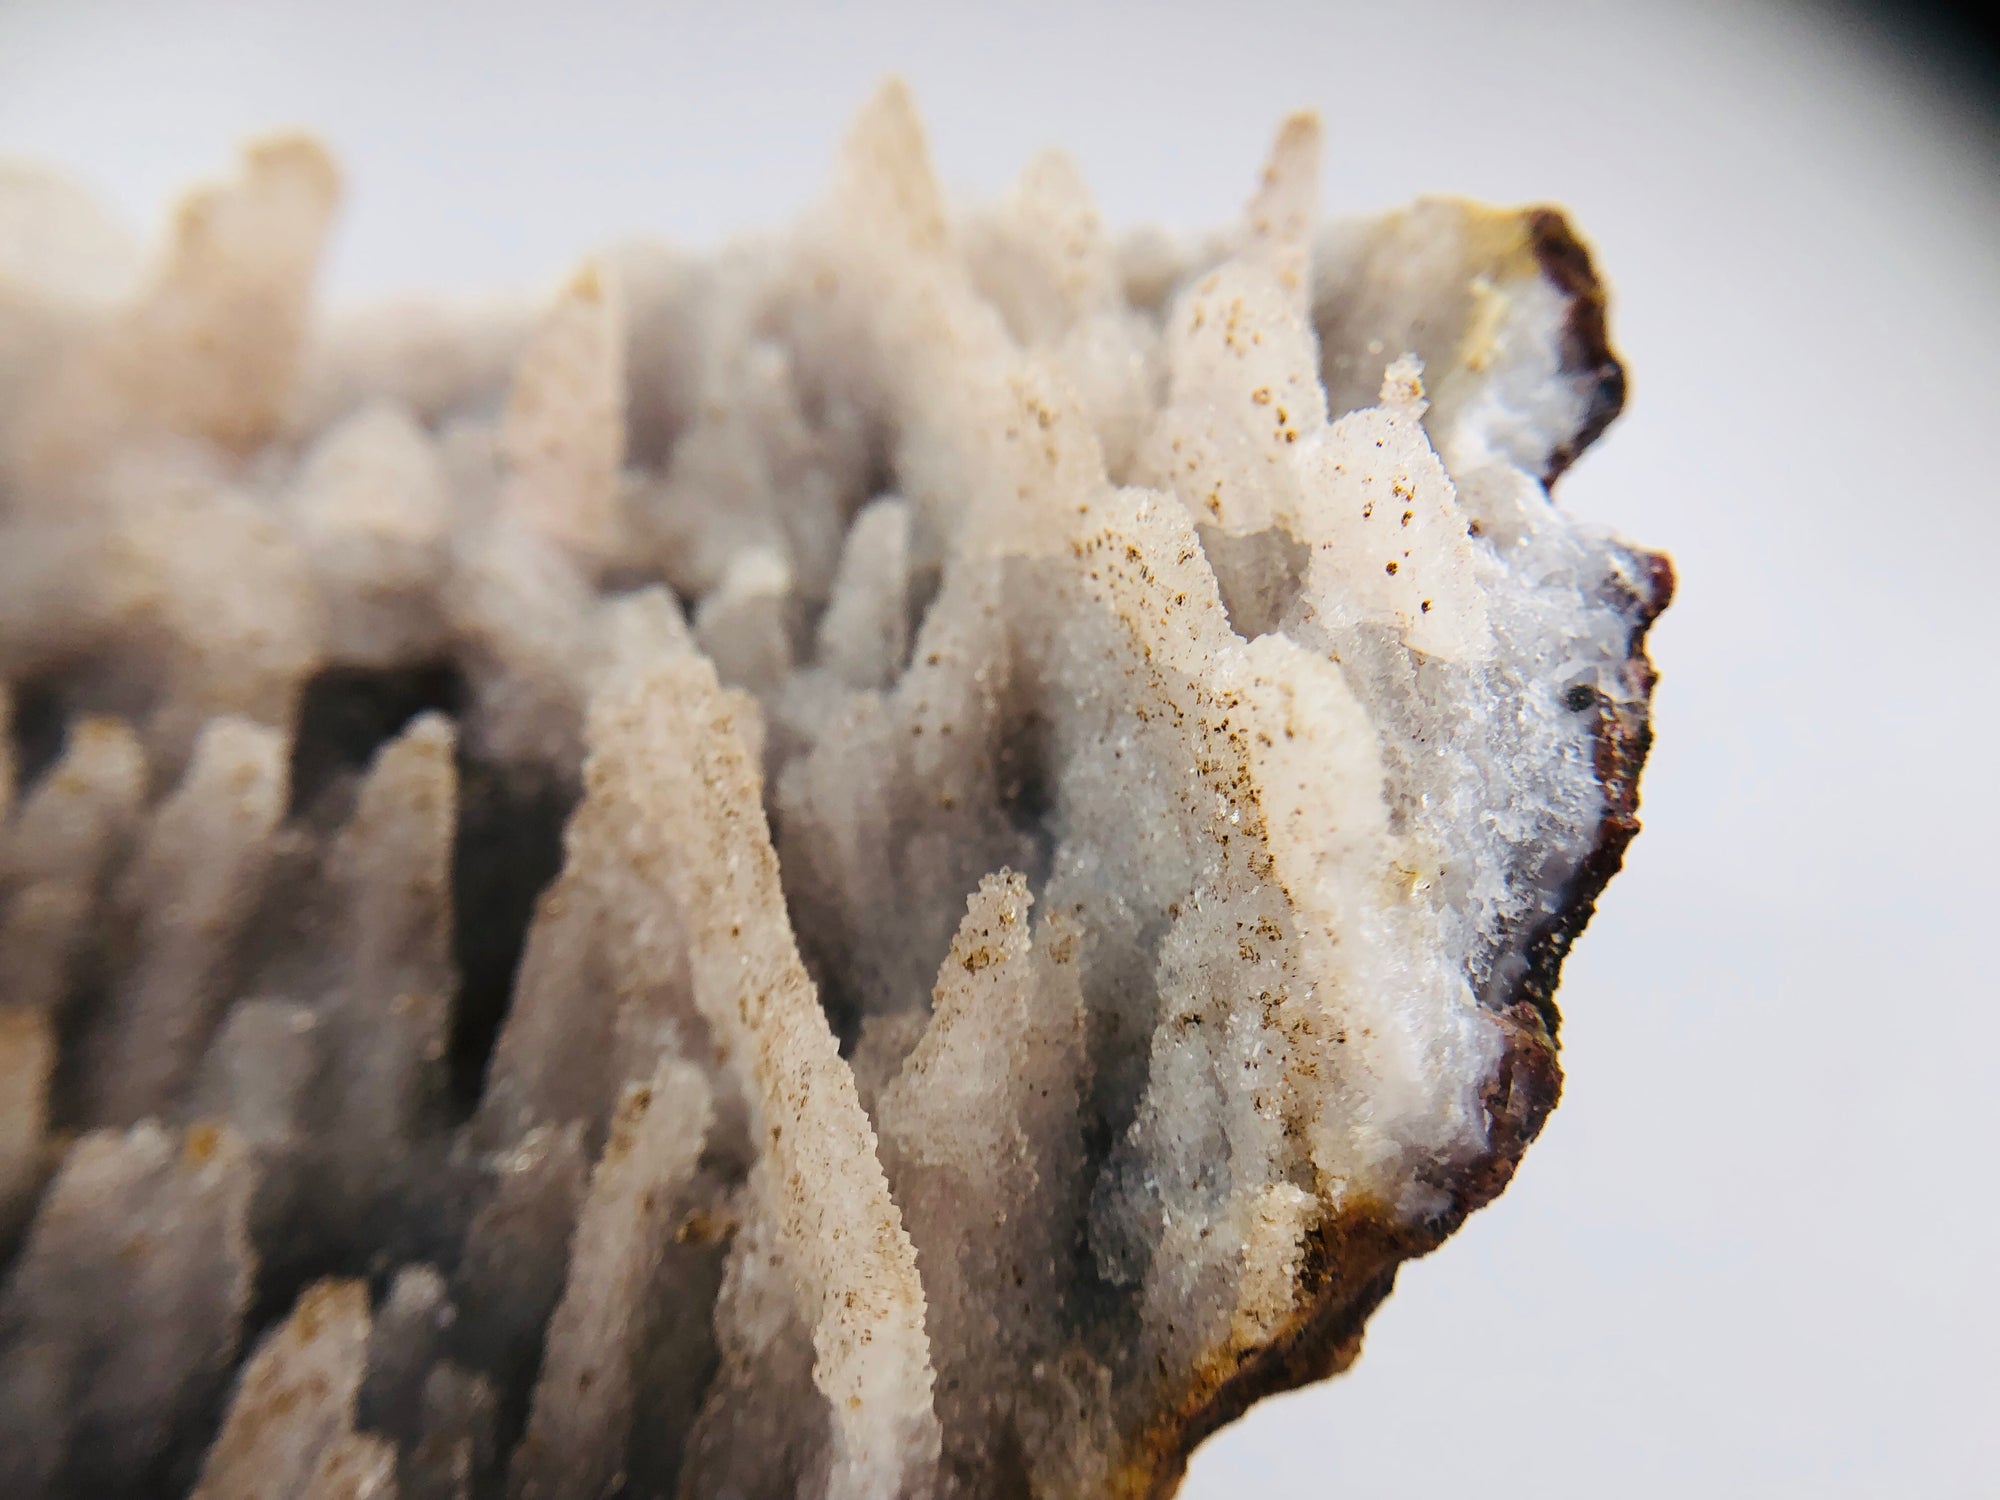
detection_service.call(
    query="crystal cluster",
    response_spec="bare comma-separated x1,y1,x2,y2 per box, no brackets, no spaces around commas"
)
0,84,1668,1499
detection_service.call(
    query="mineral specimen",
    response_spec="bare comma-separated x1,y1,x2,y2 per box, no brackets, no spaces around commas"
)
0,83,1669,1499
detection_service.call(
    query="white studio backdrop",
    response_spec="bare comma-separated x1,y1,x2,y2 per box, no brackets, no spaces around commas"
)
2,1,1994,1494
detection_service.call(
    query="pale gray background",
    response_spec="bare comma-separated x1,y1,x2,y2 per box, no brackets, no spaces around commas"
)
3,1,1994,1494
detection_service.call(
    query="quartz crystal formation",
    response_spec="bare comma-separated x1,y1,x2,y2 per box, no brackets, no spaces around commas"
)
0,84,1669,1500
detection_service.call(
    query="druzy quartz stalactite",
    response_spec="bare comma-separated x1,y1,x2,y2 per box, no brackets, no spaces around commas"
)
0,84,1669,1500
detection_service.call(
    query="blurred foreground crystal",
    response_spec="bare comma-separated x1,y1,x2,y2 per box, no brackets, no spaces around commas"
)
0,84,1668,1499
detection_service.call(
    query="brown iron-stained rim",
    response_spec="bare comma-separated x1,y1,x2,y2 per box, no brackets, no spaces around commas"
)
1128,554,1670,1496
1127,212,1674,1495
1527,206,1628,488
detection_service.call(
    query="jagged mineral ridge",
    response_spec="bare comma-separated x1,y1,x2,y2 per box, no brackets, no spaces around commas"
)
0,83,1670,1499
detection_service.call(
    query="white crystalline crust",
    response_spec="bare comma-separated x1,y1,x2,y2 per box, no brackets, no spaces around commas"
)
0,84,1665,1500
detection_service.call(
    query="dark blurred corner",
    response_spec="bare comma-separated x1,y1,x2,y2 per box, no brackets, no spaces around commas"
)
1837,0,2000,124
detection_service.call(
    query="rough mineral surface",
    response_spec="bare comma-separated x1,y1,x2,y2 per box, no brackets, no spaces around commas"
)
0,84,1669,1499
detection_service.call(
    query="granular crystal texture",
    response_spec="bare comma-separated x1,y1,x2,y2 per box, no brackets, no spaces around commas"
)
0,83,1669,1499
